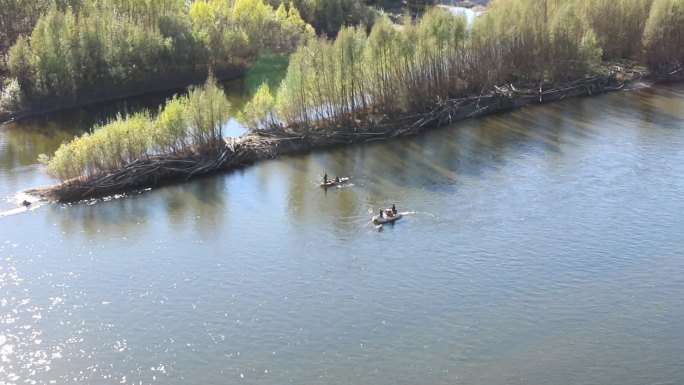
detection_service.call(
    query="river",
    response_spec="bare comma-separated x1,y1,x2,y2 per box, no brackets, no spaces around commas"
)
1,82,683,385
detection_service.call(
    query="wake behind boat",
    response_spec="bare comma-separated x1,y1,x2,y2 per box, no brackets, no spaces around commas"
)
0,195,41,217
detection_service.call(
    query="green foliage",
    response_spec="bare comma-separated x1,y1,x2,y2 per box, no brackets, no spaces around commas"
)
40,76,232,181
245,54,291,93
469,0,603,83
250,9,472,130
579,0,653,60
0,78,25,110
244,0,675,132
580,29,603,73
40,112,148,181
152,96,189,154
7,0,314,104
0,0,52,61
267,0,379,36
240,82,277,130
642,0,684,73
8,6,171,98
186,75,232,152
29,8,78,96
362,17,403,110
7,35,33,88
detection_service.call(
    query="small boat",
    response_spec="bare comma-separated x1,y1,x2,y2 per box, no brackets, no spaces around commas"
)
320,176,351,187
372,213,402,225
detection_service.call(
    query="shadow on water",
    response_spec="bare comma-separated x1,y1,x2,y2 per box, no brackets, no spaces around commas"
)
0,120,81,171
0,76,253,200
279,83,684,230
161,175,227,240
51,194,153,239
21,82,684,240
48,173,228,240
611,84,684,129
276,94,616,230
1,77,252,167
365,97,596,188
12,90,176,133
266,152,370,233
12,76,252,128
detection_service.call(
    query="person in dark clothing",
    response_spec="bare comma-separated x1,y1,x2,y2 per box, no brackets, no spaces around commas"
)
323,172,328,184
391,204,396,214
378,209,383,218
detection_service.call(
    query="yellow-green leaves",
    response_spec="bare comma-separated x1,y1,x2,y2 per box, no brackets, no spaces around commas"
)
243,10,473,130
187,75,232,152
8,0,315,102
40,77,232,181
643,0,684,72
240,83,277,130
243,0,675,132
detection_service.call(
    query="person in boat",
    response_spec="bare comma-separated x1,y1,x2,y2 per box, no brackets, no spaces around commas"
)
378,209,383,218
323,172,328,184
22,200,31,207
384,203,396,217
335,176,340,183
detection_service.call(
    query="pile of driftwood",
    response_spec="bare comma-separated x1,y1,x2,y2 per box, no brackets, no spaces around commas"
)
27,137,262,202
28,70,635,202
409,71,632,129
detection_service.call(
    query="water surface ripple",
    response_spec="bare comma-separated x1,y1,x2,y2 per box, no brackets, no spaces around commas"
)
1,83,683,385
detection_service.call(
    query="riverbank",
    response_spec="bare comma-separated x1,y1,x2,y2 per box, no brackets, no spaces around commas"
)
27,64,682,203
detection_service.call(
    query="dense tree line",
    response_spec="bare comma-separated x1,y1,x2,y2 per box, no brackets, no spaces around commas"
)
262,0,437,38
268,0,377,37
642,0,684,73
0,0,422,72
0,0,422,112
40,77,231,181
3,0,313,106
242,0,684,131
0,0,51,69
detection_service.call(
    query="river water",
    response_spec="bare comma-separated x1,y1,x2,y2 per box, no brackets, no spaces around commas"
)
1,82,683,385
